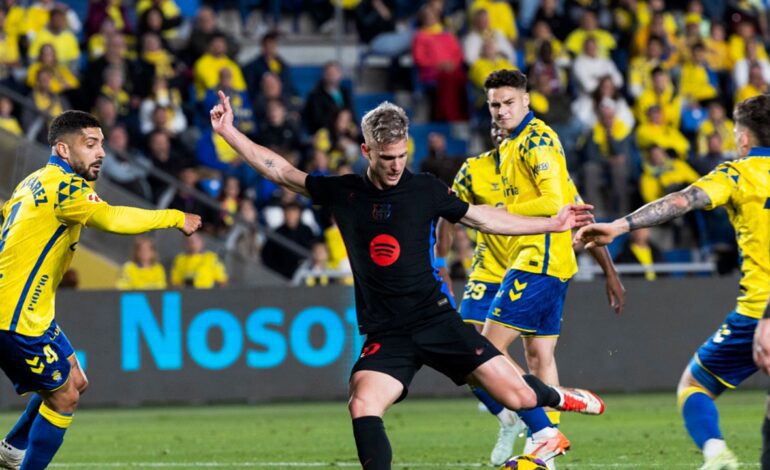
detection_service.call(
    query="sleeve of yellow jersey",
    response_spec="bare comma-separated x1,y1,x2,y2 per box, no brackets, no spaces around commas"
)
507,143,565,217
55,176,186,233
451,160,473,204
691,162,739,210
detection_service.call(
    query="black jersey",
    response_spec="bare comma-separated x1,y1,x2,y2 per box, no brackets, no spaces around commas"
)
306,170,470,334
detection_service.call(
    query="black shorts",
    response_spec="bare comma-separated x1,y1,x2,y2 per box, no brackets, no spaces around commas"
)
351,312,502,402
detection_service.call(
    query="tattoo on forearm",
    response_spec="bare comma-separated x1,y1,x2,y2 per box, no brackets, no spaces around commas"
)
625,187,711,230
265,159,274,168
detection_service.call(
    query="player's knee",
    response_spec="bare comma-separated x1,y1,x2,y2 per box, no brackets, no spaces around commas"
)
497,387,537,411
47,387,80,414
348,393,382,418
76,375,89,394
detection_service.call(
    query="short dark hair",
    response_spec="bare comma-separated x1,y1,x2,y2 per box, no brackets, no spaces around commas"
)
48,110,101,147
484,69,527,93
734,95,770,147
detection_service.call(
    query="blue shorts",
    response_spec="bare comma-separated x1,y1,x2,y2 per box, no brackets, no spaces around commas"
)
487,270,569,337
0,322,74,395
690,311,758,395
458,281,500,325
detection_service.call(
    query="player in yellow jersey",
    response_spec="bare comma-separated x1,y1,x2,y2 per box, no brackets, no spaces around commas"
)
577,95,770,470
0,111,201,469
437,120,624,466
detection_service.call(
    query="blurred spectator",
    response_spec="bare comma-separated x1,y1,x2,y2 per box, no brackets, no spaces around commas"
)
469,0,517,42
313,108,360,170
0,95,22,136
462,7,515,65
263,186,319,233
581,99,632,217
193,33,246,101
22,67,69,142
86,16,117,60
168,167,214,225
635,67,682,128
257,99,302,152
411,5,468,122
636,105,690,159
692,133,728,176
253,71,300,124
28,8,81,70
26,44,79,94
565,9,616,58
632,10,677,60
639,145,700,203
573,75,634,130
99,65,131,119
226,198,262,259
729,20,767,65
523,20,568,71
101,124,153,200
139,75,186,135
262,201,315,279
116,237,167,290
572,36,623,98
419,131,462,186
627,35,668,99
679,43,719,102
80,33,146,110
532,0,570,41
736,62,770,102
354,0,414,60
85,0,132,39
243,31,296,102
92,95,119,132
303,61,354,133
733,40,770,88
137,6,172,42
3,0,27,39
305,148,333,176
203,68,256,137
170,233,228,289
448,225,473,281
696,101,736,159
146,130,194,197
614,228,663,281
468,37,516,91
704,22,731,74
0,9,21,86
139,32,176,81
26,0,81,36
136,0,182,40
323,218,353,284
184,5,237,66
296,240,334,286
214,175,241,233
528,72,575,149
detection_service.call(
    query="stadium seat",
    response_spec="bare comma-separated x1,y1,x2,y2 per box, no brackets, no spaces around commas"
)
289,65,323,101
410,123,468,170
354,92,395,122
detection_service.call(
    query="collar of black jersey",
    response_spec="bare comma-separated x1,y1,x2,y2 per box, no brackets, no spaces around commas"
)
363,168,413,191
48,155,75,174
747,147,770,157
507,111,534,142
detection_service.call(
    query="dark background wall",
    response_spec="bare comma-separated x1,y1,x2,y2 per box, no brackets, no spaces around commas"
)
0,277,763,408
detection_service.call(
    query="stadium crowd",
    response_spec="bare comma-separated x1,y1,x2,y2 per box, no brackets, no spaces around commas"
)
0,0,763,283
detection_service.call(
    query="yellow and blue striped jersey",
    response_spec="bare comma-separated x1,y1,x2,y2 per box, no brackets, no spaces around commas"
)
692,148,770,319
0,156,184,336
452,149,510,283
498,112,578,279
0,157,105,336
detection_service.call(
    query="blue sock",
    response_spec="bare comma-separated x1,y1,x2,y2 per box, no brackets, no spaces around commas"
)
22,403,72,470
6,395,43,449
518,407,552,434
681,388,722,449
470,385,504,416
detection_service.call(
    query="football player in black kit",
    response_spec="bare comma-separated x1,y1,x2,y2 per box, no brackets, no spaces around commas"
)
210,91,604,470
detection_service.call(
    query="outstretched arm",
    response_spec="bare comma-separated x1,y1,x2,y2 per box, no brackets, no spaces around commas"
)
210,91,308,196
575,185,712,248
461,203,593,235
86,205,201,235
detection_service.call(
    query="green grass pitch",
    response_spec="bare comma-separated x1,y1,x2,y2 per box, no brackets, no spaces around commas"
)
4,390,765,469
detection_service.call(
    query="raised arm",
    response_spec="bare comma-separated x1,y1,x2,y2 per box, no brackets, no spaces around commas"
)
575,185,712,248
461,203,593,236
210,91,308,196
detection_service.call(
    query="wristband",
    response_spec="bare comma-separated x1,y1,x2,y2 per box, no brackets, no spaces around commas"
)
434,257,447,269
